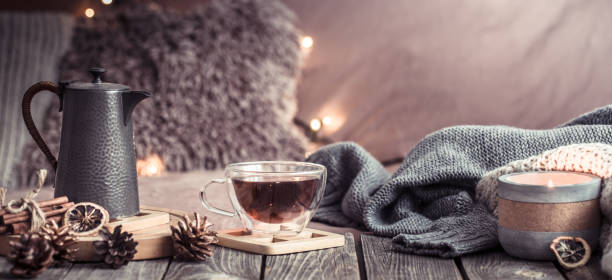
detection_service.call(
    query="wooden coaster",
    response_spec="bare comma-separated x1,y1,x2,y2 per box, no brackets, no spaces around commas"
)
216,228,345,255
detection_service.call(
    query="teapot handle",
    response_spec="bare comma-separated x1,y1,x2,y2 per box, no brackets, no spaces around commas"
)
22,81,61,171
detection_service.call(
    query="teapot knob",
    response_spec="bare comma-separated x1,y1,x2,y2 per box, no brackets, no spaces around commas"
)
88,67,106,83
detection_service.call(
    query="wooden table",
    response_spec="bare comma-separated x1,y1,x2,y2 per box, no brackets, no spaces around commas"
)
0,233,606,279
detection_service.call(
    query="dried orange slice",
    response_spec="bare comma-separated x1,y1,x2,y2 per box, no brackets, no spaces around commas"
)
550,236,591,269
63,202,109,236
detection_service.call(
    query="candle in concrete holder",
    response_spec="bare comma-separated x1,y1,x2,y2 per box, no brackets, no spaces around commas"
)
497,171,602,260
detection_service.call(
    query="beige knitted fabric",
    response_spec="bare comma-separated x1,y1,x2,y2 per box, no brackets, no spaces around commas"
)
475,143,612,275
476,143,612,215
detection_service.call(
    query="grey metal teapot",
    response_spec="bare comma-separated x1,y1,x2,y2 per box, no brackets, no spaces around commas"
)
22,67,151,218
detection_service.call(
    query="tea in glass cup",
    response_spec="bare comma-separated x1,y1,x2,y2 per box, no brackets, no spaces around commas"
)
201,161,327,235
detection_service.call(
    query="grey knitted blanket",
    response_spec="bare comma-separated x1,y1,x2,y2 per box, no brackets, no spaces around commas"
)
307,105,612,257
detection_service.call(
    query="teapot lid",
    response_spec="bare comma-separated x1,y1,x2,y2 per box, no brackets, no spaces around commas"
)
64,67,129,91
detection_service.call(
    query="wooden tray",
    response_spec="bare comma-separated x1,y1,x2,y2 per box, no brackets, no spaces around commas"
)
0,205,185,261
217,228,345,255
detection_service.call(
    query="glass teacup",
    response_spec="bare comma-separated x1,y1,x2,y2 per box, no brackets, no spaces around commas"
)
201,161,327,235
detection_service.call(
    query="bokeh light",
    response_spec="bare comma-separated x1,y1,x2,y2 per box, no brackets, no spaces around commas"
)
301,36,314,49
84,8,95,18
310,118,322,131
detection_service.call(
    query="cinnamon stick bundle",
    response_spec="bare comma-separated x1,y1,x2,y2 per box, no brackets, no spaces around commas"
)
0,196,71,234
2,202,74,224
0,196,68,216
10,215,63,235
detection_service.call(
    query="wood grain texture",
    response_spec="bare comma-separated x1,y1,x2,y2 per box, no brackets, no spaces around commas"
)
264,233,359,279
361,234,461,280
104,210,169,233
461,250,564,280
561,254,608,280
165,245,262,280
0,257,72,279
61,259,169,280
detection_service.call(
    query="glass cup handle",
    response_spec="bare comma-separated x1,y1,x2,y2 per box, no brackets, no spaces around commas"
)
200,178,236,217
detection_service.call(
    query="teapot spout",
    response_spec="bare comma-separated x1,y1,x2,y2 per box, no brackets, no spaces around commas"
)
122,90,151,126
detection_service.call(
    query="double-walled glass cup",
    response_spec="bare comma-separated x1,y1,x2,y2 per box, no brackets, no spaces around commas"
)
201,161,327,235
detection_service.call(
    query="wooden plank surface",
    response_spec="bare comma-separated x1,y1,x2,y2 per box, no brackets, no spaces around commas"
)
0,257,72,279
62,259,169,280
264,233,359,279
561,255,608,280
361,234,462,280
461,250,564,280
0,234,604,280
164,245,262,280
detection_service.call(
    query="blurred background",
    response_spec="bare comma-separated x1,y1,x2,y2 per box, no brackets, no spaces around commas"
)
2,0,612,187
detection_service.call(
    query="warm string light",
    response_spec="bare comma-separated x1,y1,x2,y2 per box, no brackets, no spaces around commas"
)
300,36,340,142
310,118,322,132
301,36,314,49
84,8,95,18
300,35,314,57
85,0,113,19
309,116,333,132
137,154,165,177
322,116,332,126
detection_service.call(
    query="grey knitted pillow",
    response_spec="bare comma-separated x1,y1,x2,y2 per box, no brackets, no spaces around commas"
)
16,0,307,185
0,12,73,188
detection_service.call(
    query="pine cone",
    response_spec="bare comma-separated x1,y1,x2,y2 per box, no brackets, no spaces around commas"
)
8,233,55,278
41,220,78,264
171,212,218,261
93,225,138,269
